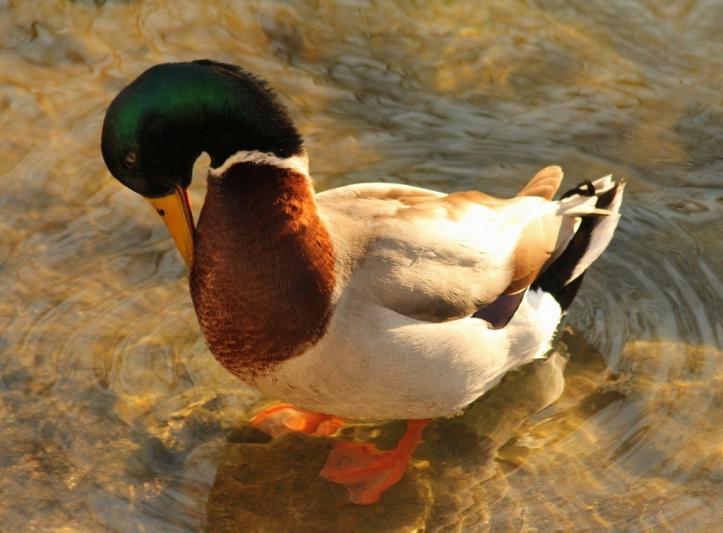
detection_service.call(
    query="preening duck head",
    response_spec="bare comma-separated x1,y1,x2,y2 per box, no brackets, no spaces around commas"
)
100,60,304,265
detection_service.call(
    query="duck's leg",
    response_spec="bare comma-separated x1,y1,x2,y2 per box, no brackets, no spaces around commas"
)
249,403,344,437
320,418,431,504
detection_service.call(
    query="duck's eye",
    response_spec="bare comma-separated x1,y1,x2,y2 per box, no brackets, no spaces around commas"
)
123,151,137,168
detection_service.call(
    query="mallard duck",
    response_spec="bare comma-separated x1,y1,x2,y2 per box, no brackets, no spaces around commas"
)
101,60,624,504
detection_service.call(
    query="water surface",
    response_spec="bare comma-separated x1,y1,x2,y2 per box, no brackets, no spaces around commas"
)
1,1,721,530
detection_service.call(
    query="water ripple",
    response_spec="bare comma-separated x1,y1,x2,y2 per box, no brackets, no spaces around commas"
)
0,0,720,530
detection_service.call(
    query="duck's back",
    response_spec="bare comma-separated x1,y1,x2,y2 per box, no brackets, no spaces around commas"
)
316,181,566,321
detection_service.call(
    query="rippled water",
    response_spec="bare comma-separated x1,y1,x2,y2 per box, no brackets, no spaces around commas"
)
1,1,721,530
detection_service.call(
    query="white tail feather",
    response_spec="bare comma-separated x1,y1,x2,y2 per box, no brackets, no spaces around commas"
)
567,181,625,283
566,180,625,283
532,174,624,309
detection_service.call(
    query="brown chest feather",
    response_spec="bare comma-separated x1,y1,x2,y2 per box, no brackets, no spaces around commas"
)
189,164,336,378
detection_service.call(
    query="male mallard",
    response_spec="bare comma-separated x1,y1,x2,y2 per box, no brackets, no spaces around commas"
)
101,60,624,504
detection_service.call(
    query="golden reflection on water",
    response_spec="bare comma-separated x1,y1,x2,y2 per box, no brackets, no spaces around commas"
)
1,0,721,530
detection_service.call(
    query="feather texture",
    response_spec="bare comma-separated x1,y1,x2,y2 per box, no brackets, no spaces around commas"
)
237,165,625,419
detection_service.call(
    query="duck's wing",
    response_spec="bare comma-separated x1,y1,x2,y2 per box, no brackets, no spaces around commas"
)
317,166,602,323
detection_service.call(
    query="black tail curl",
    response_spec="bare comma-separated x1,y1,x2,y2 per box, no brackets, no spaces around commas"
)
532,180,622,310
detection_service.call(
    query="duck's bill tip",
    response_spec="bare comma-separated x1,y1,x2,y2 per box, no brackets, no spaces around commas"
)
147,185,195,267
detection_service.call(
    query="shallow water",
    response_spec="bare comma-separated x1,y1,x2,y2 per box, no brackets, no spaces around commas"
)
1,0,721,530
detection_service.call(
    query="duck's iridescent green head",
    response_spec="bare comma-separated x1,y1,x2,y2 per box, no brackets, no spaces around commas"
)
101,60,304,267
101,60,303,198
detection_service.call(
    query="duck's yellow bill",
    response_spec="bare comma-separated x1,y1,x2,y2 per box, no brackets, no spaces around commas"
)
147,185,195,267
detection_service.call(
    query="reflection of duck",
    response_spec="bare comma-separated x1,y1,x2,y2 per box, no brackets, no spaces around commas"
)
101,60,623,504
201,340,576,531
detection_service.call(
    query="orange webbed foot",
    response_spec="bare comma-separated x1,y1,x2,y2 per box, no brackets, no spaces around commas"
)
249,403,344,437
320,419,431,504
